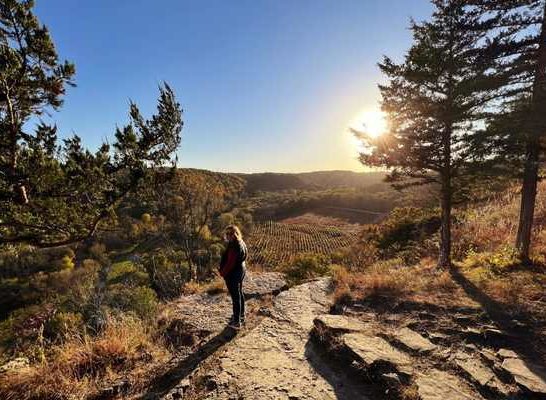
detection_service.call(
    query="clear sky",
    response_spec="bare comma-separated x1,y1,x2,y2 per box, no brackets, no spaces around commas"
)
34,0,431,173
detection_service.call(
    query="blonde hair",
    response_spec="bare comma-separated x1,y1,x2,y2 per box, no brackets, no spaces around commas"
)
225,224,243,240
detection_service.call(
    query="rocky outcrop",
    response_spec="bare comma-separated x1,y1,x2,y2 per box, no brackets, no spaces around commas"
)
139,273,545,400
140,272,288,399
416,369,485,400
193,279,376,399
393,327,437,354
498,348,546,395
453,351,509,396
310,312,528,400
343,333,413,376
313,313,371,334
162,272,287,347
244,271,287,298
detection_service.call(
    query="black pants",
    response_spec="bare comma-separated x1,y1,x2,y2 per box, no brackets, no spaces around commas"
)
225,267,246,322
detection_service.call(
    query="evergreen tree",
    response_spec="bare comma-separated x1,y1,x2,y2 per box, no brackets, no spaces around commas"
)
0,0,183,247
477,0,546,261
355,0,507,267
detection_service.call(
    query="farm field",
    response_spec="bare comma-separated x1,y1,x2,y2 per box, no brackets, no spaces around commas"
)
247,213,361,267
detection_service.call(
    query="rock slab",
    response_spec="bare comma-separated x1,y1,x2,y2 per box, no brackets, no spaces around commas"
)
244,272,287,298
313,314,371,334
210,279,375,399
394,327,437,353
416,369,485,400
502,357,546,395
342,333,413,376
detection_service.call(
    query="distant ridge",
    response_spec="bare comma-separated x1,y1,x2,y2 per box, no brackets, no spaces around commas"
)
235,170,387,193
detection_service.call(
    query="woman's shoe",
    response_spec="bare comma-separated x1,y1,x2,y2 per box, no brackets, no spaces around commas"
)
228,320,241,329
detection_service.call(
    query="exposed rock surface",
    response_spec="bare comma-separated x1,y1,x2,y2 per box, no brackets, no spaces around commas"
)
343,333,413,376
140,272,289,399
501,357,546,395
455,352,495,386
139,273,545,400
311,309,530,399
393,327,437,353
313,313,371,334
200,279,376,399
164,272,287,342
416,369,485,400
244,271,287,298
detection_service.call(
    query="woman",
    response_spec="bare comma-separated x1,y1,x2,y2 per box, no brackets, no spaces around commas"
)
218,225,247,328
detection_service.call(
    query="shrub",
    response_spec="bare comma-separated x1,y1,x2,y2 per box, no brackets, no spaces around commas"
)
107,261,150,287
141,213,152,224
142,253,189,299
58,255,75,270
44,311,84,342
362,207,441,261
460,245,520,279
279,253,331,285
105,285,158,320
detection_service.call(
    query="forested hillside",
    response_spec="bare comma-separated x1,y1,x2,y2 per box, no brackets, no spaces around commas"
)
237,170,387,193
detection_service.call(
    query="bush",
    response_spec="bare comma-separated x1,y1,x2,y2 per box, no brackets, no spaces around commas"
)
460,245,520,281
361,207,441,262
44,311,84,342
107,261,150,287
279,253,331,285
105,285,158,320
142,252,189,299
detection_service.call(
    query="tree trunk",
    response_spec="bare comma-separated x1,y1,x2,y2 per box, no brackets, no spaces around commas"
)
515,141,539,261
515,5,546,261
439,172,452,268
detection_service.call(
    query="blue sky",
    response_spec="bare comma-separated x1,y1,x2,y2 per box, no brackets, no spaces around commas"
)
35,0,431,173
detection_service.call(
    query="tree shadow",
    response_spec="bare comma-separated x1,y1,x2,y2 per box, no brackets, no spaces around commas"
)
139,326,237,399
449,265,546,375
303,336,380,400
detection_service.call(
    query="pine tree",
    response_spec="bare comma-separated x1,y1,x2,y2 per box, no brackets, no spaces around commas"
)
0,1,183,247
355,0,508,267
477,0,546,261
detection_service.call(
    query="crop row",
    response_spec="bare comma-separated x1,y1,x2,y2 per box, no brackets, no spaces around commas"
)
247,220,359,267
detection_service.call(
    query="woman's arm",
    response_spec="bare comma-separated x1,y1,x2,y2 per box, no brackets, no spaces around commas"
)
219,247,237,277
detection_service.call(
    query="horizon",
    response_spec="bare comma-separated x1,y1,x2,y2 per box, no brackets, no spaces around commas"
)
34,0,432,173
181,167,386,175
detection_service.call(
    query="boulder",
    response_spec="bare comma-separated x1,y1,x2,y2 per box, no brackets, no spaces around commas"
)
501,357,546,395
416,369,485,400
342,333,413,376
313,314,370,335
393,327,437,353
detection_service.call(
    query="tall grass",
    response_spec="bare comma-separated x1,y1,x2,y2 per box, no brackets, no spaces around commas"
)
0,315,167,400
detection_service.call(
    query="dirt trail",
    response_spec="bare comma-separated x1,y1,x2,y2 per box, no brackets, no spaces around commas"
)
187,279,376,400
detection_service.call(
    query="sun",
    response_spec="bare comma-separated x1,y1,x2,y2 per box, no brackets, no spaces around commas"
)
349,109,387,139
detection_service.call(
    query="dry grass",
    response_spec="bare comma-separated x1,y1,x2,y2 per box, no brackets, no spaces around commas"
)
203,277,226,295
400,382,420,400
331,261,417,305
0,315,168,400
453,181,546,259
182,277,226,296
331,256,472,309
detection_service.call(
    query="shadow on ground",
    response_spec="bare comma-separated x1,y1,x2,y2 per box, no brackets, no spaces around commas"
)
304,335,380,400
139,326,237,400
448,265,546,380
